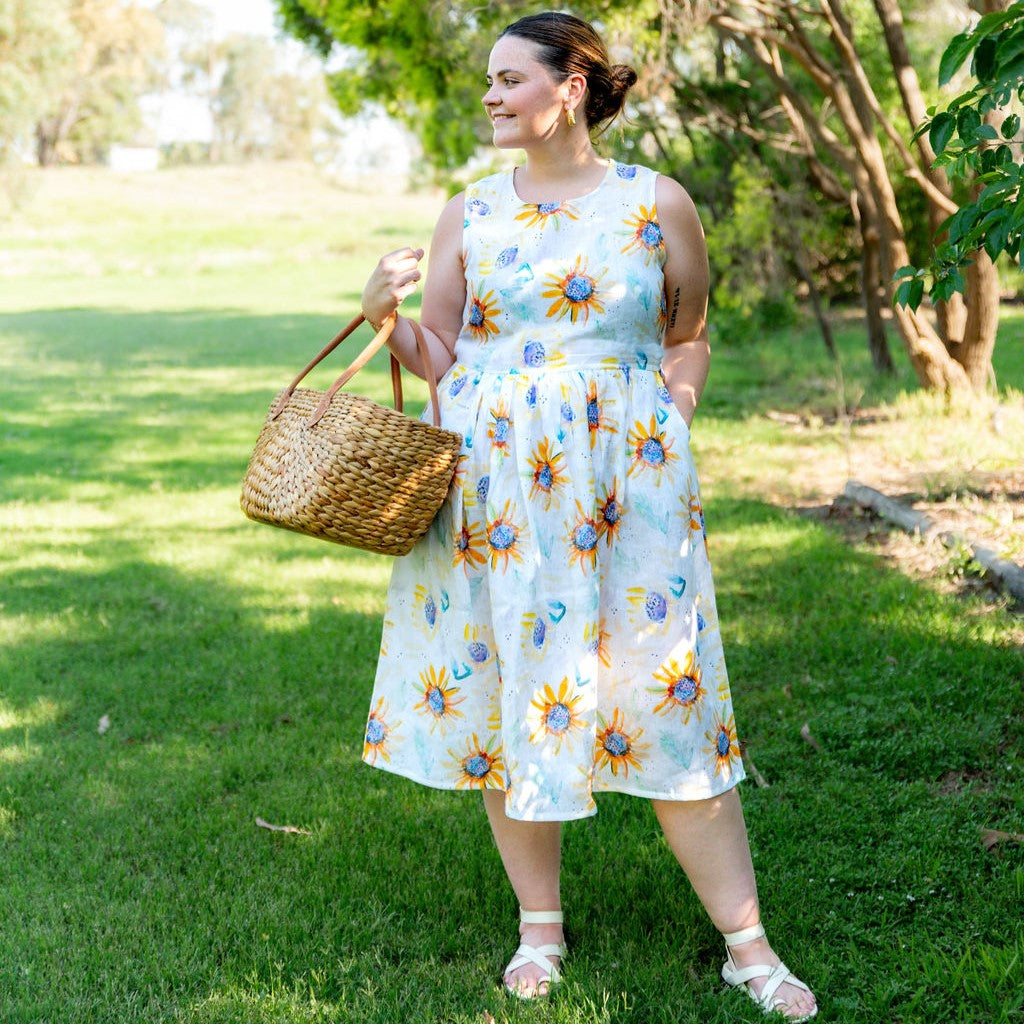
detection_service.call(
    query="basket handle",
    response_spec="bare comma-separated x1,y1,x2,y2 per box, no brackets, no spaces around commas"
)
304,315,448,429
270,314,394,418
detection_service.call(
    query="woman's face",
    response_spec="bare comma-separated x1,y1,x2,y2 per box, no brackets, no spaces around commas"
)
483,35,571,149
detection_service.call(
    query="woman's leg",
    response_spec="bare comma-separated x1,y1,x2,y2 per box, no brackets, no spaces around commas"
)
482,789,564,996
652,788,817,1019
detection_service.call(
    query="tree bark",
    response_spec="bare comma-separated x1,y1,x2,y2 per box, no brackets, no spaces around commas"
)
855,195,894,373
959,251,1000,390
869,0,969,347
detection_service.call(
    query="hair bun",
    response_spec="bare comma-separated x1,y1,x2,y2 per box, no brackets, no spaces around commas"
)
610,64,639,94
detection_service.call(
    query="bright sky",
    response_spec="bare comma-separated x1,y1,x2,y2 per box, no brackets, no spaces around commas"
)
204,0,277,38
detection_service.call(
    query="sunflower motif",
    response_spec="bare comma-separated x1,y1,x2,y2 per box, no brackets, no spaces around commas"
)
566,501,600,573
486,500,525,571
650,651,706,723
488,400,513,452
452,519,487,572
626,415,677,478
363,697,401,765
527,438,568,507
622,204,665,264
657,289,669,336
584,620,612,668
515,200,580,229
465,285,501,342
542,256,607,324
595,481,624,546
594,708,648,777
414,665,466,735
681,478,708,550
705,712,741,777
528,678,586,752
584,380,618,448
449,732,505,789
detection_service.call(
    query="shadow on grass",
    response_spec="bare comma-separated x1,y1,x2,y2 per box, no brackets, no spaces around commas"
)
1,492,1022,1023
0,307,432,500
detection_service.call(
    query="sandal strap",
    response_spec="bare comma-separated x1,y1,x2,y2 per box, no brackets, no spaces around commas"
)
520,908,563,924
722,922,765,946
722,958,812,1012
506,941,566,983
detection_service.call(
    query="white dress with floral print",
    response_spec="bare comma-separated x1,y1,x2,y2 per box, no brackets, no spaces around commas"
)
362,162,746,821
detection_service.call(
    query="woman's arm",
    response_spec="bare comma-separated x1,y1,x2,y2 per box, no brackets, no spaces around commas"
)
360,192,466,381
655,175,711,428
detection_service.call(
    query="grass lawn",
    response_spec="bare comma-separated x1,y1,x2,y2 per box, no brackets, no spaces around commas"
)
1,164,1022,1024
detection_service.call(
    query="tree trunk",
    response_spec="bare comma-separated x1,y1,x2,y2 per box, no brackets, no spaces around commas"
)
958,250,1000,390
856,196,894,372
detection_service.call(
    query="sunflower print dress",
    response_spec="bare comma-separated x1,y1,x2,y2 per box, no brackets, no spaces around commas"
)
362,161,746,821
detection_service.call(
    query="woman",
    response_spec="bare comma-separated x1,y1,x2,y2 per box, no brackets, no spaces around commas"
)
358,12,817,1021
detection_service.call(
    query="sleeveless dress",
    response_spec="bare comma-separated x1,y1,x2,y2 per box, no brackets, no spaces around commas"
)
361,161,746,821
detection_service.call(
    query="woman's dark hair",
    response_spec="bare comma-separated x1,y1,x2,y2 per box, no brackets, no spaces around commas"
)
498,11,637,133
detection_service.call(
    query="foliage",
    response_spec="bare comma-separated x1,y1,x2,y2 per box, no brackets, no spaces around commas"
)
896,0,1024,310
705,162,798,341
212,35,329,161
33,0,166,165
0,0,77,161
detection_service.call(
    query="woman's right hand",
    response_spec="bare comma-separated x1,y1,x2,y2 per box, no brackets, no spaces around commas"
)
361,246,425,327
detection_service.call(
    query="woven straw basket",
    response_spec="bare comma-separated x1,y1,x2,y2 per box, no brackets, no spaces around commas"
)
240,315,461,556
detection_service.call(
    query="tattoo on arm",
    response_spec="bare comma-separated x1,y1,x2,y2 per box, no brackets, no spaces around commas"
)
668,287,681,330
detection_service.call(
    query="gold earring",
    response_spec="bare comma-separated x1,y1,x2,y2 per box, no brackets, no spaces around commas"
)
566,107,576,128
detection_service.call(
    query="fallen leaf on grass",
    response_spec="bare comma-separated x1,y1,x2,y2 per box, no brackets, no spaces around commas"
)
255,817,311,836
981,828,1024,852
800,723,822,752
97,714,111,735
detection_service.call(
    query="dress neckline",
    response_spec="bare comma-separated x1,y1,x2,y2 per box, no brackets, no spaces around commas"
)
509,160,616,205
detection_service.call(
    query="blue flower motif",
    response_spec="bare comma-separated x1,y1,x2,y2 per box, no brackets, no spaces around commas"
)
476,475,490,503
467,198,491,216
616,164,639,180
495,246,518,268
524,341,546,367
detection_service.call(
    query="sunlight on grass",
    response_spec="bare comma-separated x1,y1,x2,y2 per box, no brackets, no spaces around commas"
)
1,165,1021,1024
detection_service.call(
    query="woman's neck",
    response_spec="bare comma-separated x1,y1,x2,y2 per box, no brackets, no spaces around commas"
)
514,140,608,203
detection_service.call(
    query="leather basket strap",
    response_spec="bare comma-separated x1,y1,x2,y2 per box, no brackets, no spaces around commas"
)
408,317,445,427
306,315,449,429
270,314,397,419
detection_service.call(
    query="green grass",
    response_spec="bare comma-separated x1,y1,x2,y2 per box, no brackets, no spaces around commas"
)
1,165,1022,1024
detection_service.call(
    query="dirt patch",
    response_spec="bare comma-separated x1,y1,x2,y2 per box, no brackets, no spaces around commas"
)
757,400,1024,617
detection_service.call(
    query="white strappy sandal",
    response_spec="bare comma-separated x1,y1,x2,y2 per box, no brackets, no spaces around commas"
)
721,923,817,1021
503,908,567,999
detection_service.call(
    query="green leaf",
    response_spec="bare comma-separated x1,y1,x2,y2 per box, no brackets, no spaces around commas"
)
974,36,999,82
894,279,913,309
940,31,978,85
892,265,918,281
995,24,1024,66
976,123,1000,140
930,112,956,155
908,277,925,310
974,7,1022,39
957,106,982,139
1002,112,1021,138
